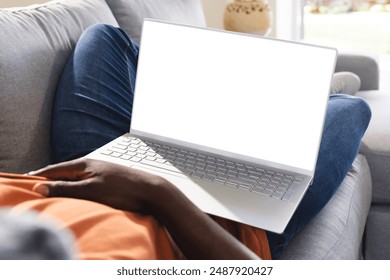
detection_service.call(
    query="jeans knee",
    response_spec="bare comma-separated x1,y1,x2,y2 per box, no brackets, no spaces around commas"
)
350,97,372,131
329,94,371,132
83,23,117,39
81,23,138,55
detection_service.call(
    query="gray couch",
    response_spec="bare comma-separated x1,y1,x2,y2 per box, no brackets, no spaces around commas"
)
0,0,388,259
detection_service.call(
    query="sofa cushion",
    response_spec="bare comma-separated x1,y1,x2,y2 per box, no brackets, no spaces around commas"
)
357,90,390,203
0,0,118,173
364,204,390,259
335,52,380,91
280,154,372,259
106,0,207,44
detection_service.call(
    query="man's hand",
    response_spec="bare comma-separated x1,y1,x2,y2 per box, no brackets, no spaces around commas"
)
29,158,260,259
29,158,173,215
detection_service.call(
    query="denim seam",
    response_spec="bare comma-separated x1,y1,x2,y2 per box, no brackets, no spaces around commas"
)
124,43,133,93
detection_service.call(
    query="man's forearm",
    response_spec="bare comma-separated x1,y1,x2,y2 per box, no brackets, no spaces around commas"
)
148,181,260,260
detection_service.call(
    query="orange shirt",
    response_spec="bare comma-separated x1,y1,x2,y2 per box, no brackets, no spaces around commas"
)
0,173,270,260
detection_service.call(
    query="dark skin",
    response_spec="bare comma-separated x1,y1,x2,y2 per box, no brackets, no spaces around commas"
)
29,158,259,260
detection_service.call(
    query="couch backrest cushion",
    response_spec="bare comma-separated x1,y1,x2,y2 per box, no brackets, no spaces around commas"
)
106,0,206,44
0,0,118,173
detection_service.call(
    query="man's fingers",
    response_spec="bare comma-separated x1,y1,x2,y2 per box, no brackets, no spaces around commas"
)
28,158,90,180
33,179,93,199
33,184,50,196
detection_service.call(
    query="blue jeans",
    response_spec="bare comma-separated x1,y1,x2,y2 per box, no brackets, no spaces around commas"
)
52,24,372,259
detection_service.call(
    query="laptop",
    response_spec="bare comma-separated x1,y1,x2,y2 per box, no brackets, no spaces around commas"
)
87,19,337,234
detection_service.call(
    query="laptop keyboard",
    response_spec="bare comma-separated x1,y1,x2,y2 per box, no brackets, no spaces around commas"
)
100,135,303,201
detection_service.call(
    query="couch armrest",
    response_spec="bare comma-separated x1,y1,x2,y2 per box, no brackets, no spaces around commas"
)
335,53,380,91
280,155,372,260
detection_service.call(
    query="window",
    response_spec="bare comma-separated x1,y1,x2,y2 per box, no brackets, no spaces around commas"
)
303,0,390,91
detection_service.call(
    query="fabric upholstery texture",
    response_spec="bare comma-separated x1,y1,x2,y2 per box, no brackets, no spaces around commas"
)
0,0,118,173
280,155,372,259
105,0,206,44
357,91,390,153
364,204,390,259
336,52,390,259
357,91,390,203
335,52,380,91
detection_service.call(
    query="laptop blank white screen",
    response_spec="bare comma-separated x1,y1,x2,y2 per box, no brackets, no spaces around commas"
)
131,20,337,172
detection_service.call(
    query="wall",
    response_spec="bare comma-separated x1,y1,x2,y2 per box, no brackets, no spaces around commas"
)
200,0,228,29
